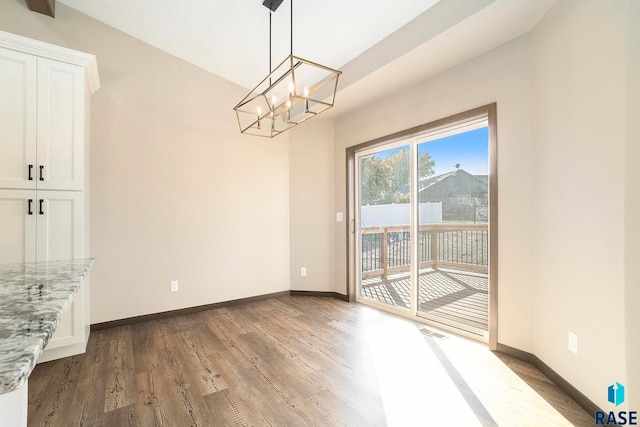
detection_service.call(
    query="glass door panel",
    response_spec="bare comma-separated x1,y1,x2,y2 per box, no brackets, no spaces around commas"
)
357,144,412,310
416,125,490,339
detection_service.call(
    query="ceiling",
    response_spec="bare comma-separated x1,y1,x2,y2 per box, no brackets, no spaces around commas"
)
57,0,557,115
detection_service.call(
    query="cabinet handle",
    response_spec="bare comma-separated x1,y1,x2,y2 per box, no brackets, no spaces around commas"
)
39,165,44,181
28,165,34,181
39,199,44,215
28,199,33,215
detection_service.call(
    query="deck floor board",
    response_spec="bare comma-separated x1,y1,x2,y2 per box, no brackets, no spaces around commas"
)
361,268,489,332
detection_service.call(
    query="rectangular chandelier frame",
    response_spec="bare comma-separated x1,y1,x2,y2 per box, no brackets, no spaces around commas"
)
234,54,341,138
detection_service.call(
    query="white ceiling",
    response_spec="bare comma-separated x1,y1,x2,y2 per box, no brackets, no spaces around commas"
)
58,0,557,115
57,0,440,89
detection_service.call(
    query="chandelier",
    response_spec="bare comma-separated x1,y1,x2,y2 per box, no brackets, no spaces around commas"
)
233,0,342,138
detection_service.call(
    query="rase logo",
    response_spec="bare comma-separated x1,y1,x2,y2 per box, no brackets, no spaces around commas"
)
595,382,637,425
610,382,626,406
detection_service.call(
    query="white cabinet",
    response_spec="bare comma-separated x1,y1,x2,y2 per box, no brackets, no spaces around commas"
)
36,58,86,191
36,191,85,262
0,189,87,360
0,190,37,264
0,190,83,263
0,48,36,190
0,49,86,191
36,191,88,361
0,30,99,362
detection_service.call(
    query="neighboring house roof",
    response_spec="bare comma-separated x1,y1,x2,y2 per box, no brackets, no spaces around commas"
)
394,169,487,196
474,175,489,185
419,170,458,191
419,169,487,191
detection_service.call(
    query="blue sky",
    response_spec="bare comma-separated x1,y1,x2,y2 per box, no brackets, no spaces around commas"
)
419,127,488,176
370,127,489,176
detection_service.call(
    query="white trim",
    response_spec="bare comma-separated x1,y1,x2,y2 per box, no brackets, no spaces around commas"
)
0,30,100,94
356,138,412,158
409,138,418,317
416,116,488,144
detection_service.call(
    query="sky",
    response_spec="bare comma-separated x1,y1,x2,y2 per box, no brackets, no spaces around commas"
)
372,126,489,176
420,127,489,176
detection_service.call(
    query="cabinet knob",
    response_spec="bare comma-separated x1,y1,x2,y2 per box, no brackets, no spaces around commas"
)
39,165,44,181
28,165,34,181
28,199,33,215
39,199,44,215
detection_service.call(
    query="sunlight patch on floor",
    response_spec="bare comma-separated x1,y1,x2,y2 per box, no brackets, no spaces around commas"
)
357,305,578,426
364,317,484,426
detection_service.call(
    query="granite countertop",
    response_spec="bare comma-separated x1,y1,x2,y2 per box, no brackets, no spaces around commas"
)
0,258,93,395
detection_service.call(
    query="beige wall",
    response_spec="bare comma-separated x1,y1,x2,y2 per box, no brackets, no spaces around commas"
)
531,0,630,409
333,36,536,351
625,0,640,410
289,120,336,292
0,0,291,323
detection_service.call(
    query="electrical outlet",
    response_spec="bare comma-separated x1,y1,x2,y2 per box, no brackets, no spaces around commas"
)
336,212,343,222
568,330,578,354
170,280,179,292
300,267,307,277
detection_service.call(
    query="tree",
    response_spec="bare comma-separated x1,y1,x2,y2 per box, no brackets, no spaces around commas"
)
418,150,436,180
360,149,435,205
360,156,393,205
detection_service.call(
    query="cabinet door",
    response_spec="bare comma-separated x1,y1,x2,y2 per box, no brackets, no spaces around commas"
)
44,282,85,349
36,191,85,262
37,191,85,349
0,190,37,264
36,58,85,191
0,48,37,190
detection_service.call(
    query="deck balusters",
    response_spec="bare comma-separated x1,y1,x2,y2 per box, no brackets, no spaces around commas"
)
361,224,488,279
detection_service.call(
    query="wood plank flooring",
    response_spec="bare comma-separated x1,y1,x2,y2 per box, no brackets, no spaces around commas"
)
27,296,594,426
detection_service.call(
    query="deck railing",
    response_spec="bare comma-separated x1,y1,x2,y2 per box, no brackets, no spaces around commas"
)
361,224,488,279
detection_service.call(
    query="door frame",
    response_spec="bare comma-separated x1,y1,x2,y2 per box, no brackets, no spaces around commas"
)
345,103,498,349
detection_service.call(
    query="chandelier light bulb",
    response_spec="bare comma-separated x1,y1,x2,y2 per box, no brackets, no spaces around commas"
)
256,107,262,129
303,86,310,112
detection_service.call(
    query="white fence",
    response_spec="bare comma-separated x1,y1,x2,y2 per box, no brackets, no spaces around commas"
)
360,202,442,227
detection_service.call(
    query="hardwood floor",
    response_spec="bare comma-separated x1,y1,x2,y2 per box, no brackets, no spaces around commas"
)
28,296,593,426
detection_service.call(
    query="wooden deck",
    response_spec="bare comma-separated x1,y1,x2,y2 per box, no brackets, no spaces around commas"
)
361,268,489,334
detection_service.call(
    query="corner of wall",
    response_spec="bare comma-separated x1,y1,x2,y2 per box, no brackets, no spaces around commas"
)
288,119,337,293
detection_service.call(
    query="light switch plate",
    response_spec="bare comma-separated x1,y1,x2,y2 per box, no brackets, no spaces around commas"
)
170,280,179,292
336,212,343,222
300,267,307,277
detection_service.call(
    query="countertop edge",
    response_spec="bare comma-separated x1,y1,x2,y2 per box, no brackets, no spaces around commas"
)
0,258,94,395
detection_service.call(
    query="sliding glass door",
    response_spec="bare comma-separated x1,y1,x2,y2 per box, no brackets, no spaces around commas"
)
356,143,413,310
352,107,495,343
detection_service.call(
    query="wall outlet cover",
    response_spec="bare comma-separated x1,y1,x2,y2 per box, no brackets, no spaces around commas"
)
170,280,179,292
568,330,578,354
